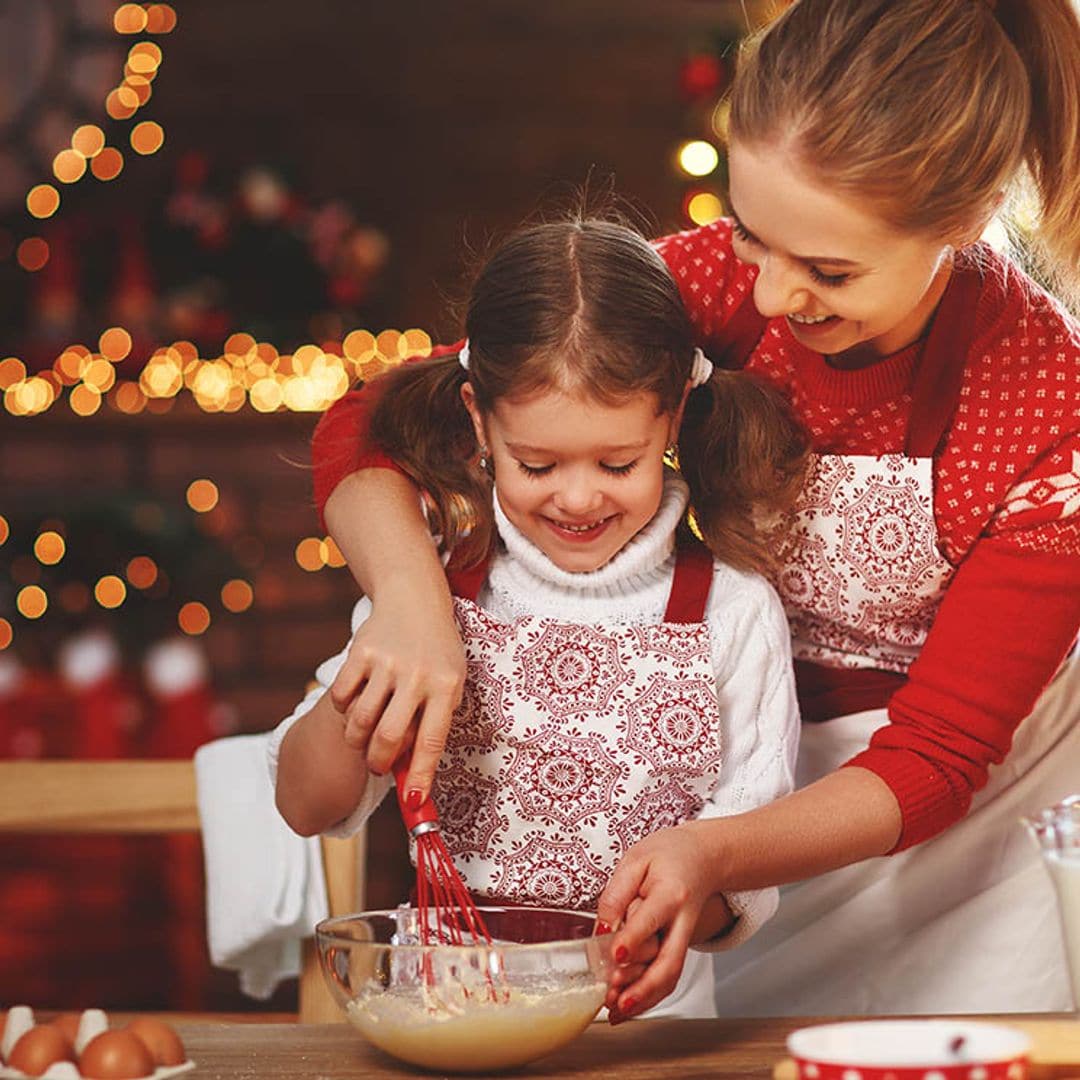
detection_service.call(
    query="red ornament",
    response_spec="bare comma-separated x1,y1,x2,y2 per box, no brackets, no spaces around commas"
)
680,53,723,101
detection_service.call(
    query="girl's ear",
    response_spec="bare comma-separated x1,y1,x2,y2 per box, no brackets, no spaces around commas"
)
460,381,488,449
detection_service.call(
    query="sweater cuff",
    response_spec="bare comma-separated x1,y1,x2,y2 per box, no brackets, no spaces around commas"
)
841,751,966,853
694,887,779,953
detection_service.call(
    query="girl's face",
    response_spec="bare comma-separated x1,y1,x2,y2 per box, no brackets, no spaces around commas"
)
464,383,676,573
727,139,956,360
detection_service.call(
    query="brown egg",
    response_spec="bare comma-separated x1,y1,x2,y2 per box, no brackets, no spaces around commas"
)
7,1024,76,1076
49,1011,83,1045
78,1029,155,1079
124,1017,186,1066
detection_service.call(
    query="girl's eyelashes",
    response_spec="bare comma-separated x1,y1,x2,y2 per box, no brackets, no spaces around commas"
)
809,265,850,288
514,460,640,478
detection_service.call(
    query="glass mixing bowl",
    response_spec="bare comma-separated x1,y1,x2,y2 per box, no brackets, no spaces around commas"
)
315,906,613,1072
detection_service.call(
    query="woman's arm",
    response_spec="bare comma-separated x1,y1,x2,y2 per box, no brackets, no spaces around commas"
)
321,468,465,804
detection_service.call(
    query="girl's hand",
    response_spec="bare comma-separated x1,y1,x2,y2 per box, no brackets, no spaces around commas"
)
332,573,466,800
596,821,732,1020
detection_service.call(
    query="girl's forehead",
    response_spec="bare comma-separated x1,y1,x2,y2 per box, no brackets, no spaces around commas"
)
490,386,667,437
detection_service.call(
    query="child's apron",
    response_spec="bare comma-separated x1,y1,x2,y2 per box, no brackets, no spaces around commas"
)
709,263,1080,1014
432,539,726,1017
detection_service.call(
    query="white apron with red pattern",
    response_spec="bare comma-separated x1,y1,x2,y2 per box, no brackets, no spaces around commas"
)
428,541,721,913
710,264,1080,1015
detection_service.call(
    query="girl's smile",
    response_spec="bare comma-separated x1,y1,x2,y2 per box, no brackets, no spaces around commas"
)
465,386,676,574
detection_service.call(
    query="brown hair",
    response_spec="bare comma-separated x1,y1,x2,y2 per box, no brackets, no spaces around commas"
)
729,0,1080,303
369,218,809,573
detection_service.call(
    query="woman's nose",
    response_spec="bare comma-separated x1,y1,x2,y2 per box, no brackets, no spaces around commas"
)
753,255,811,318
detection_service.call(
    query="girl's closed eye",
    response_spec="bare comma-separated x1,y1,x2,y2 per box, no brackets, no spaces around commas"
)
516,460,555,478
601,460,639,476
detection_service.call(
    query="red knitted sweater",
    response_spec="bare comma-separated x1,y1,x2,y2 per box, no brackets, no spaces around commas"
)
310,220,1080,850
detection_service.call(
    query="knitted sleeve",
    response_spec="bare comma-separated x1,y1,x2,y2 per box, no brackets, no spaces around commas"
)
695,566,800,950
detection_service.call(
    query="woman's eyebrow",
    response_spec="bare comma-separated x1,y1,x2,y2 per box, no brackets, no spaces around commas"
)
729,205,861,269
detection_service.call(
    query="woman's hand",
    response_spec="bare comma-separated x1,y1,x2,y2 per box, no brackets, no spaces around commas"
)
597,820,733,1020
332,572,466,799
324,468,466,802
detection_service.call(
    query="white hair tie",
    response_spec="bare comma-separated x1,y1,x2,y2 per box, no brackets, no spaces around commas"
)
458,340,470,371
689,347,713,388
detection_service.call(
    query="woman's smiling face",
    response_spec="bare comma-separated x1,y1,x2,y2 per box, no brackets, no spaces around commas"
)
727,139,956,360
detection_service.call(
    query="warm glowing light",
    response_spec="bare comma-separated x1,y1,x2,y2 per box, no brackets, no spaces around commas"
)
295,537,325,572
17,586,47,619
17,238,49,272
343,329,377,366
114,3,148,32
178,602,211,635
53,148,87,184
131,121,164,156
113,381,148,413
95,575,127,609
123,75,154,104
99,326,133,361
106,88,138,120
0,516,8,544
83,358,117,393
91,148,124,181
678,140,720,178
128,42,163,72
69,383,103,416
7,376,54,415
34,531,66,565
186,479,220,513
0,358,26,389
323,537,347,568
402,328,433,358
249,378,283,412
72,125,106,159
27,185,60,219
57,348,90,383
221,579,254,613
685,191,725,226
126,555,159,590
224,332,257,360
0,619,11,650
145,4,178,33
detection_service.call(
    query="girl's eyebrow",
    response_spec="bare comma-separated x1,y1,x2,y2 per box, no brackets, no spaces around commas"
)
729,205,861,269
505,439,651,455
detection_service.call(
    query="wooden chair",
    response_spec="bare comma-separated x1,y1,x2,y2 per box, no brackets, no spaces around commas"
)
0,759,364,1022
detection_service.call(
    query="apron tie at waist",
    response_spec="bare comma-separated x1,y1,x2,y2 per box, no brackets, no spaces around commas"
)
794,659,907,723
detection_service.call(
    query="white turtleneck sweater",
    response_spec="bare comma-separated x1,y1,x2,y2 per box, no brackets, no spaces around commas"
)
267,471,799,1013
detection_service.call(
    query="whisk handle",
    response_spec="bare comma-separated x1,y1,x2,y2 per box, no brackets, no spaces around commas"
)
392,755,439,833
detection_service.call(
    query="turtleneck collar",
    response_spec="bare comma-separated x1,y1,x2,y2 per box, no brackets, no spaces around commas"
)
490,468,690,596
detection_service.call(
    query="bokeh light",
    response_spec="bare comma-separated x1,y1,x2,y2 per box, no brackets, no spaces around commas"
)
17,238,49,272
17,586,48,619
126,555,159,590
33,531,66,565
295,537,324,572
95,575,127,609
91,148,124,181
186,479,220,512
26,185,60,219
99,326,133,361
221,579,254,613
72,125,106,159
114,3,149,33
0,619,12,650
131,121,164,156
178,602,211,635
685,191,725,226
53,149,87,184
678,140,720,178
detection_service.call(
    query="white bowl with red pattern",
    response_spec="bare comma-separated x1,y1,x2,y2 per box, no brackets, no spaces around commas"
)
788,1020,1031,1080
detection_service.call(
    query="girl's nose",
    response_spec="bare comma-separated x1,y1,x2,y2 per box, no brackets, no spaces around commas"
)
553,471,604,517
752,255,811,319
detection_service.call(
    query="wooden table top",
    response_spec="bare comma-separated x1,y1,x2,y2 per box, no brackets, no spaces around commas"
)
167,1014,1079,1080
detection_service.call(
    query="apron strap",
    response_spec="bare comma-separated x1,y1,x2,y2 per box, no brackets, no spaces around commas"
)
904,261,985,458
663,538,715,624
446,554,490,602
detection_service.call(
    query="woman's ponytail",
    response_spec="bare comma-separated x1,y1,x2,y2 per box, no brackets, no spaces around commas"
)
368,354,493,569
678,370,810,576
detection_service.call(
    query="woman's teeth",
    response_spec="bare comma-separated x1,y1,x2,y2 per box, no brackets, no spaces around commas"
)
788,312,834,324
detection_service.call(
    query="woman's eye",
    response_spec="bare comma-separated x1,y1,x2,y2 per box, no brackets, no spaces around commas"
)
601,461,638,476
809,265,850,288
516,461,554,478
732,219,759,246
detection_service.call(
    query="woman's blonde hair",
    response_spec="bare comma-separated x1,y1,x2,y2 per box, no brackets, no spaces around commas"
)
729,0,1080,303
369,218,808,573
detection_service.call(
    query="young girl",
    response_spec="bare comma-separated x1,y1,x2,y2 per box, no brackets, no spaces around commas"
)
305,0,1080,1018
271,217,808,1019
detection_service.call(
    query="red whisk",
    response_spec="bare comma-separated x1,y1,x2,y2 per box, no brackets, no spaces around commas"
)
392,756,495,949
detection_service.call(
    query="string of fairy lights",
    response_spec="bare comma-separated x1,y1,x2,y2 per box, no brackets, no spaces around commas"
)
1,3,438,655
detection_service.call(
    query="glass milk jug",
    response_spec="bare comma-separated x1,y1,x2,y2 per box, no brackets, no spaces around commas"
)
1024,795,1080,1009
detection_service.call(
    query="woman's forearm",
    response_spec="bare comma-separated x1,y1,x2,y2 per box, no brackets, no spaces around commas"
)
275,692,370,836
702,766,903,891
324,468,453,613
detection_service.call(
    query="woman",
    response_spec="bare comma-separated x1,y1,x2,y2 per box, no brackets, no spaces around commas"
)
308,0,1080,1015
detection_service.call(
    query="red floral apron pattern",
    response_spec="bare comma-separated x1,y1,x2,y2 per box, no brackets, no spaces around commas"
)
428,543,722,910
771,454,955,674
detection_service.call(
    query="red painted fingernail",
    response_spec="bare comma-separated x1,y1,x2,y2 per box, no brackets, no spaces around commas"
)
622,996,638,1014
614,945,629,963
406,789,424,810
595,921,611,935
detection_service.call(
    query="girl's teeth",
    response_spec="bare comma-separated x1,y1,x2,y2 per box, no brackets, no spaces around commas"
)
789,313,833,324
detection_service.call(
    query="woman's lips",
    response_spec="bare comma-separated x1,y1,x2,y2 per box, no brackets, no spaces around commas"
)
786,313,841,340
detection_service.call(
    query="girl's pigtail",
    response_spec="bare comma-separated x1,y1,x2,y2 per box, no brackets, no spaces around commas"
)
678,370,810,576
368,353,493,569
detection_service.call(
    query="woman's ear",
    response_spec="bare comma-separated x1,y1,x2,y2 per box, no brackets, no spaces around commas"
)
460,381,488,450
